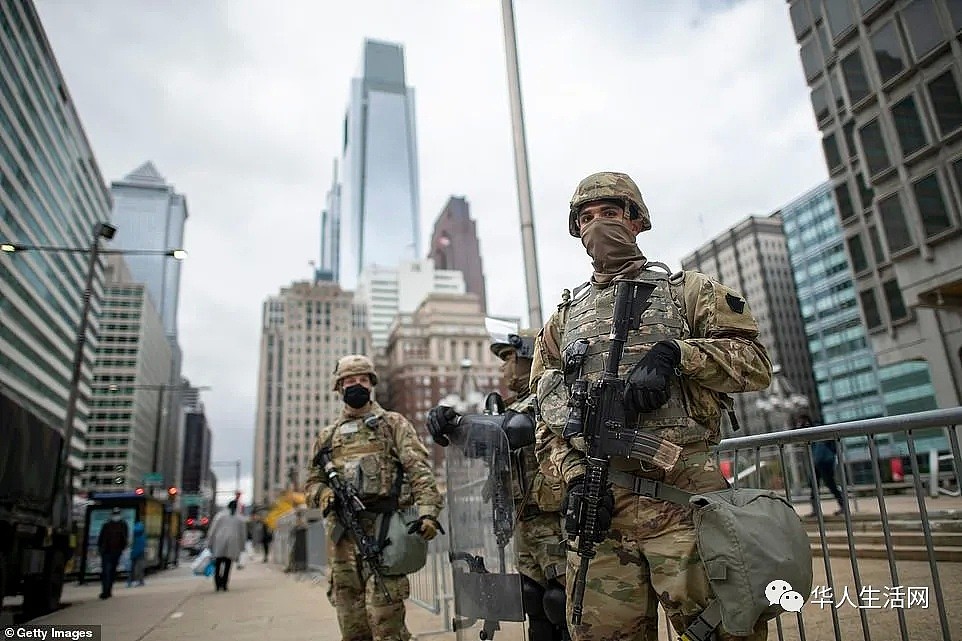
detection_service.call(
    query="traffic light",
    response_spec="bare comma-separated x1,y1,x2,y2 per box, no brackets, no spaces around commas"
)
167,487,178,498
200,517,209,526
134,487,145,495
186,517,195,526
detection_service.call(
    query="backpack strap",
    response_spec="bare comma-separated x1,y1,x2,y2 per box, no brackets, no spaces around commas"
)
680,600,723,641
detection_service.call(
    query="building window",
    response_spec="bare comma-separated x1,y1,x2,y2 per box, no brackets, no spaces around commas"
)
868,225,886,263
871,21,906,84
859,288,883,329
829,69,846,113
841,48,872,104
911,173,953,238
847,234,869,272
891,95,928,157
835,182,856,221
823,134,843,173
882,279,909,321
842,120,856,158
856,172,874,210
859,119,890,175
927,70,962,138
790,0,813,38
801,36,824,81
878,191,914,253
901,0,944,60
825,0,856,40
812,83,830,123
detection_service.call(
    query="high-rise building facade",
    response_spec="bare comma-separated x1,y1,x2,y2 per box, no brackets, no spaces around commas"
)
384,292,506,469
681,216,819,435
322,39,422,291
0,0,112,473
780,182,887,424
428,196,488,312
252,281,370,505
787,0,962,408
356,258,466,352
84,256,171,493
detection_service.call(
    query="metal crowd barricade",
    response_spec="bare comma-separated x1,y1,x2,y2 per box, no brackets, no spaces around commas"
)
714,406,962,641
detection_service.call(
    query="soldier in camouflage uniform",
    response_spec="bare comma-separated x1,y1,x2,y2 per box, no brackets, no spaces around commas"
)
428,328,569,641
306,355,444,641
530,172,773,641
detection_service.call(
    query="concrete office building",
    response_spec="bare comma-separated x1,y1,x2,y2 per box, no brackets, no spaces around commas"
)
427,196,488,312
787,0,962,408
0,0,112,476
84,255,171,493
384,292,508,469
322,39,422,290
682,216,819,436
356,258,466,353
181,394,214,519
252,281,370,505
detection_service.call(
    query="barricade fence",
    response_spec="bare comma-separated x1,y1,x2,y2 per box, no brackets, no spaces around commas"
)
272,407,961,641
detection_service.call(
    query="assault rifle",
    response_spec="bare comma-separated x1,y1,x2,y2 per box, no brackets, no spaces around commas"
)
314,446,393,603
561,280,682,625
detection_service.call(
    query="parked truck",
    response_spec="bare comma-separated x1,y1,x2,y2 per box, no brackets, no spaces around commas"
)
0,388,74,617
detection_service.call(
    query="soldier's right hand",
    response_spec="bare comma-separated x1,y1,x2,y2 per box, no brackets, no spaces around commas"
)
319,488,337,518
561,476,614,543
427,406,461,446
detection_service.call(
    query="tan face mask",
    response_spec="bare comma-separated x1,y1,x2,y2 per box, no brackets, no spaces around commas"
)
580,218,646,285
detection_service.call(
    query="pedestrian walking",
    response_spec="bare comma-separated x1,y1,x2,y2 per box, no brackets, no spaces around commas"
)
127,520,147,587
207,499,247,591
97,507,129,599
800,415,846,517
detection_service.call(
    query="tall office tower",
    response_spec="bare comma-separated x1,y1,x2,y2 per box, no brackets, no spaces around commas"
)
109,161,189,486
0,0,112,477
356,258,466,353
318,160,341,282
681,216,819,436
323,39,422,291
84,255,172,493
252,281,370,505
428,196,488,312
787,0,962,408
181,397,213,520
385,292,508,470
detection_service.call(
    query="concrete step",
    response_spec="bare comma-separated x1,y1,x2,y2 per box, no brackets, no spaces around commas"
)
801,512,962,533
809,530,962,547
811,542,962,562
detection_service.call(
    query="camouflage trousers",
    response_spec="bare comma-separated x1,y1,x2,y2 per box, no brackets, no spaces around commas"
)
326,533,411,641
565,442,768,641
517,511,566,585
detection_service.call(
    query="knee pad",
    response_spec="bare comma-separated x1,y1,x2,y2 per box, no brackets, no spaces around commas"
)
542,581,566,627
521,574,547,620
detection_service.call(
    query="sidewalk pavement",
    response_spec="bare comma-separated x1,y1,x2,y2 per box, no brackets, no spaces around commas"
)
34,561,457,641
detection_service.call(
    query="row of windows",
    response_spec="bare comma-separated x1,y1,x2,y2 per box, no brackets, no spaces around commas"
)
859,277,910,331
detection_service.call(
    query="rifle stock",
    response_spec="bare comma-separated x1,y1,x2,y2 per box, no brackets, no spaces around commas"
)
316,448,394,603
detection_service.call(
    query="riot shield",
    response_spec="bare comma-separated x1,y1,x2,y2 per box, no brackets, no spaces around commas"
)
446,419,527,641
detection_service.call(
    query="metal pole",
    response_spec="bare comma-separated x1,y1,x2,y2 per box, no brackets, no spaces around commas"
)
54,228,104,526
235,460,240,496
500,0,543,329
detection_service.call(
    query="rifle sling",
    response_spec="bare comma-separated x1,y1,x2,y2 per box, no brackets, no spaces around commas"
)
606,469,693,506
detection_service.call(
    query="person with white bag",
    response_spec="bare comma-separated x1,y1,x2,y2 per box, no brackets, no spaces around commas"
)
191,548,212,576
206,499,247,591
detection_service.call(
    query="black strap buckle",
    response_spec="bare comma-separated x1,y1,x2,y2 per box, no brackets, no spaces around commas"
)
679,600,722,641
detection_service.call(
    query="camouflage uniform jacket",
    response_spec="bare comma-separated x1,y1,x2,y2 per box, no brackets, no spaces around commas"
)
531,268,772,483
305,401,443,519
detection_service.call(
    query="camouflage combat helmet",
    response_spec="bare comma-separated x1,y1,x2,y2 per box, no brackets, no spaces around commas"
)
490,327,538,360
568,171,651,237
331,354,378,391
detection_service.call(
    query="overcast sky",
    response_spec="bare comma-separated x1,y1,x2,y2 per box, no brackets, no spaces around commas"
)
34,0,827,502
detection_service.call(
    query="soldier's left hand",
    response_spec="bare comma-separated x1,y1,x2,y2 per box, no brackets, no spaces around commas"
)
408,515,445,541
427,406,460,446
624,340,682,413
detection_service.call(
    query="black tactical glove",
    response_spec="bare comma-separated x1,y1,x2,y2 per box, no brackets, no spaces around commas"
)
427,405,461,446
624,340,682,414
561,476,614,543
407,515,446,540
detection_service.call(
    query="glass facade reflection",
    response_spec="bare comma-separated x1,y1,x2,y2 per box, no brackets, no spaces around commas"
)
323,39,421,291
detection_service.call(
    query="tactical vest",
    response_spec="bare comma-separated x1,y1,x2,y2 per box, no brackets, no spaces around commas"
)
326,411,413,512
508,395,564,515
561,264,709,451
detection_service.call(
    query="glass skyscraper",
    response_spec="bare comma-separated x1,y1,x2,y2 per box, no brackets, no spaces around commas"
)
322,39,422,291
0,0,112,470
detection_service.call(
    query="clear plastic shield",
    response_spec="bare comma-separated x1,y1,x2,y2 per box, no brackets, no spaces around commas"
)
446,421,527,641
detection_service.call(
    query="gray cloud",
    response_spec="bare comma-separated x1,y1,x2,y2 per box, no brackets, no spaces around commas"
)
34,0,827,491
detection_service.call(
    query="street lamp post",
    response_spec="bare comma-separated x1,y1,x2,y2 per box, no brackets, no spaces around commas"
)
1,222,187,527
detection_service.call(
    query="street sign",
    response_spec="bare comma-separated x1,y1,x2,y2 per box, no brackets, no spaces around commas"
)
143,472,164,485
180,494,205,507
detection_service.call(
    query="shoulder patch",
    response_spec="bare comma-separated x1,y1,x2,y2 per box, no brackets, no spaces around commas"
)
725,292,745,314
